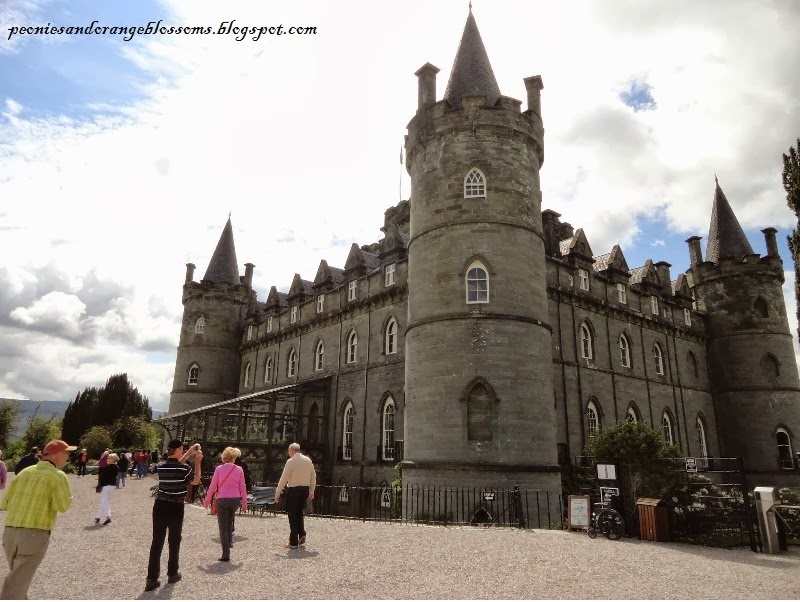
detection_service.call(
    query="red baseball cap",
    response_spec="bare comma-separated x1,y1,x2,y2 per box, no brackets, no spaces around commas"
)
43,440,77,455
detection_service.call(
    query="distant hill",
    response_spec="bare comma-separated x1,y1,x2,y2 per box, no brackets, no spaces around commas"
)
0,399,70,441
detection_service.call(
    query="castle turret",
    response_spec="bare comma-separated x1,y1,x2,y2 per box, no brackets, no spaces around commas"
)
168,218,256,415
402,8,560,502
687,179,800,475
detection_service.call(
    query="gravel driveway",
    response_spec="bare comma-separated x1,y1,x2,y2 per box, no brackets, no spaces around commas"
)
1,474,798,599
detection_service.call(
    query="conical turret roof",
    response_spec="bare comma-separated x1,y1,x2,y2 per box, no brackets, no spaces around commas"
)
443,9,501,108
202,218,240,285
705,178,753,264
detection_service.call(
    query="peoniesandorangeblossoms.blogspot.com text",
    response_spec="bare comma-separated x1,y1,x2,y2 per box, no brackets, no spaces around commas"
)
6,20,317,43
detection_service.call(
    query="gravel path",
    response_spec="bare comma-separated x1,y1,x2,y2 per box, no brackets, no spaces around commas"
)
0,474,798,599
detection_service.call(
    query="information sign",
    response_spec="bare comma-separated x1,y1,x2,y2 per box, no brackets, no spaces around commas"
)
600,487,620,504
568,495,590,529
596,463,617,480
686,457,697,473
482,492,496,502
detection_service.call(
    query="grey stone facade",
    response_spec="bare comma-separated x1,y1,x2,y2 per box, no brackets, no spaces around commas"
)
167,9,800,489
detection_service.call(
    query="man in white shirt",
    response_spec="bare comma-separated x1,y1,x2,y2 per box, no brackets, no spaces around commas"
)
275,443,316,549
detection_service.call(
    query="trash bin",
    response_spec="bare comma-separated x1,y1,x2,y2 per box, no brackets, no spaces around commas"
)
637,498,670,542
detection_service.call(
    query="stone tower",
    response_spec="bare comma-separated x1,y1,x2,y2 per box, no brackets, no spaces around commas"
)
402,9,560,494
687,179,800,474
168,218,256,415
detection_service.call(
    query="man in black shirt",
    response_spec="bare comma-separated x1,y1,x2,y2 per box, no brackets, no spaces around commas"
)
14,447,40,474
145,439,202,592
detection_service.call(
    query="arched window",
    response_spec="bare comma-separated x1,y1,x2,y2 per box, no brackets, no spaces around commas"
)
188,364,199,386
688,350,699,378
464,168,486,198
346,330,358,364
580,322,593,361
385,317,398,355
264,356,273,384
281,405,292,440
287,348,297,377
467,382,493,441
754,297,769,318
244,362,251,387
654,343,665,375
466,260,489,304
587,399,601,438
194,317,205,334
761,354,780,381
314,340,324,371
307,403,319,442
696,416,708,459
342,402,354,460
626,404,640,423
662,411,675,446
619,334,631,368
382,396,396,461
777,428,794,470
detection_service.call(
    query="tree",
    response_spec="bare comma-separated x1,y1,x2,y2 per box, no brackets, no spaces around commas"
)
21,412,62,453
0,402,19,449
79,426,113,458
111,416,160,451
783,138,800,343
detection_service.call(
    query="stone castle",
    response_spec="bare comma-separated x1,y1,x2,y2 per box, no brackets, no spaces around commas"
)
164,9,800,492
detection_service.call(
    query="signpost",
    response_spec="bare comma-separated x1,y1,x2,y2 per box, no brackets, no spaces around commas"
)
596,463,617,480
568,495,590,530
686,457,697,473
600,487,620,505
482,492,496,502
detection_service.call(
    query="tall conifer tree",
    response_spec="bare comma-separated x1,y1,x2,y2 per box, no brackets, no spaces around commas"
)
784,138,800,343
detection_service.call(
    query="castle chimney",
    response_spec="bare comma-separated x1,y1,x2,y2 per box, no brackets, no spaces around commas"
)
655,261,673,296
415,63,440,111
185,263,196,284
686,236,703,266
244,263,255,289
762,227,779,257
523,75,544,117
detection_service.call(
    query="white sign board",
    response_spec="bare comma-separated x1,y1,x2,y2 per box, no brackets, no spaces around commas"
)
686,457,697,473
568,495,590,529
596,463,617,480
600,487,620,504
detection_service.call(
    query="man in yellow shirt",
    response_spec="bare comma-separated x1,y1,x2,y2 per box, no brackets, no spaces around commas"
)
275,442,316,549
0,439,75,599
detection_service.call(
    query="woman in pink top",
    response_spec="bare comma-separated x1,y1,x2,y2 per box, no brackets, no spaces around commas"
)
204,447,247,562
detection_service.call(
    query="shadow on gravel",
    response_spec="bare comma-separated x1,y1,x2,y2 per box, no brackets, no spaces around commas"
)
272,549,320,560
197,562,241,575
135,586,173,600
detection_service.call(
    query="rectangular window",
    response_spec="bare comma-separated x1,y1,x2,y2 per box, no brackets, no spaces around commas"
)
651,296,659,315
290,305,298,324
617,283,627,304
317,294,324,314
348,280,357,301
684,308,691,326
385,263,396,287
266,316,273,333
578,269,589,291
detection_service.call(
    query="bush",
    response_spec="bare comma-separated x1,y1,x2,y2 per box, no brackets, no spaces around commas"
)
79,426,113,458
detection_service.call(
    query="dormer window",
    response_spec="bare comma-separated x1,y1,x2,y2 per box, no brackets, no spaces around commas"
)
290,305,298,324
464,168,486,198
267,316,273,333
247,325,253,341
651,296,659,315
348,280,357,301
385,264,396,287
617,284,627,304
578,269,589,291
317,294,325,314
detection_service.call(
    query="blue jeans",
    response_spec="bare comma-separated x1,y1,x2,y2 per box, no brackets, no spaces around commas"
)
137,462,147,478
116,471,127,487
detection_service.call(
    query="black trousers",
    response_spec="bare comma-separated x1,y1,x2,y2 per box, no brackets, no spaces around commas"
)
76,462,86,476
285,487,309,546
147,499,185,580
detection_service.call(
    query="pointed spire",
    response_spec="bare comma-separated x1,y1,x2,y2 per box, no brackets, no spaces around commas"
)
202,218,241,285
443,9,501,108
705,178,753,264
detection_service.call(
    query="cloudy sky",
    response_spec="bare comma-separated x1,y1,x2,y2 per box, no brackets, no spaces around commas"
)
1,0,798,411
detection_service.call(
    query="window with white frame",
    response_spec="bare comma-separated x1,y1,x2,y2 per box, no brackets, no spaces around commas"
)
342,402,354,460
697,416,708,458
777,428,794,469
247,325,253,341
587,400,601,437
290,305,298,324
314,340,324,371
382,396,396,461
617,283,627,304
348,280,357,301
654,343,665,375
244,362,251,387
651,295,659,315
684,308,691,326
578,269,589,291
466,260,489,303
662,411,674,446
195,317,205,334
346,330,357,364
626,405,639,423
619,334,631,368
287,348,297,377
188,364,199,386
266,316,273,333
317,294,325,314
385,317,397,355
580,323,593,361
464,168,486,198
385,263,396,287
264,356,272,384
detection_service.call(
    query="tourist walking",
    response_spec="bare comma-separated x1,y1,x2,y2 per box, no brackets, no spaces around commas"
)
96,453,119,525
0,451,7,490
116,453,129,488
76,448,88,476
146,440,202,592
203,447,247,562
14,446,41,474
0,439,75,599
98,450,110,469
136,450,149,479
275,442,316,549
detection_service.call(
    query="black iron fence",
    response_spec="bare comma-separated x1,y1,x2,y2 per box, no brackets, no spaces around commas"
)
250,483,562,529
